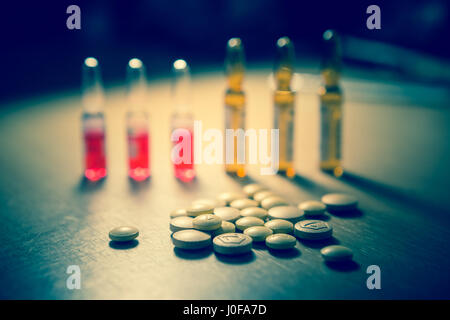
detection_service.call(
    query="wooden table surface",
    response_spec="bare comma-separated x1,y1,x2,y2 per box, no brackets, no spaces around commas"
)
0,67,449,299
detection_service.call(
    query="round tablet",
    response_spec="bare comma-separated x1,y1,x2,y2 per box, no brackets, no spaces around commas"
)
193,214,222,231
170,216,194,232
211,221,236,236
294,220,333,240
240,207,268,220
253,191,276,203
265,234,297,250
298,200,326,217
244,226,273,242
213,233,253,255
171,230,211,250
170,208,188,219
235,216,265,231
230,198,259,210
243,184,267,197
213,207,241,222
217,192,246,205
261,196,289,210
268,206,304,223
320,245,353,262
192,198,226,208
186,203,214,217
321,193,358,212
265,219,294,234
109,226,139,242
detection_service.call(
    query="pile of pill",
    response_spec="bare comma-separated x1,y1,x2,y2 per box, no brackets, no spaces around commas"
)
165,184,357,262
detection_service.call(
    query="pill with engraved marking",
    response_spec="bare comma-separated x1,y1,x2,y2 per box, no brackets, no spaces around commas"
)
213,233,253,255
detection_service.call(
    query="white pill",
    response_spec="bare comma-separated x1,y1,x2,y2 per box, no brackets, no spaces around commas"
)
243,184,267,197
217,192,246,205
298,200,326,217
213,207,241,222
253,191,277,203
170,208,188,219
321,193,358,211
235,216,265,231
211,221,236,236
265,234,297,250
294,220,333,240
171,230,211,250
186,203,214,217
170,216,194,232
213,233,253,255
193,214,222,231
230,198,259,210
240,207,268,220
261,196,289,210
265,219,294,234
109,226,139,242
244,226,273,242
268,206,304,223
320,245,353,262
192,198,226,208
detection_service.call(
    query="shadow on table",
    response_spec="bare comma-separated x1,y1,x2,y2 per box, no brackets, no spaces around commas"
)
252,242,268,250
128,177,151,193
77,176,105,193
174,247,213,260
109,240,139,250
279,173,331,198
325,260,360,272
226,172,256,187
298,237,340,249
175,175,200,191
214,251,255,265
334,171,440,213
327,208,364,219
268,247,301,259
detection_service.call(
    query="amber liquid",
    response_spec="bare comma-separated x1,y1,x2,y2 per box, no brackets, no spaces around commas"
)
319,85,343,177
274,89,295,177
224,89,246,177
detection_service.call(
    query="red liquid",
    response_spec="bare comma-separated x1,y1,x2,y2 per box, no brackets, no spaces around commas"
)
173,129,195,182
84,130,107,181
128,131,150,181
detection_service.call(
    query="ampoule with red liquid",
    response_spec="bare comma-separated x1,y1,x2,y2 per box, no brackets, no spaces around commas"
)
81,57,107,181
170,59,195,182
126,58,150,181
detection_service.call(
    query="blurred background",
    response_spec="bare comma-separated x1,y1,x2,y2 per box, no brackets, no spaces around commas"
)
0,0,449,101
0,0,449,211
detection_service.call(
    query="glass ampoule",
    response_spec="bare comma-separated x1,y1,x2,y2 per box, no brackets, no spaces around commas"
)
273,36,296,178
170,59,195,182
318,30,344,177
224,38,246,178
81,57,107,181
126,58,150,181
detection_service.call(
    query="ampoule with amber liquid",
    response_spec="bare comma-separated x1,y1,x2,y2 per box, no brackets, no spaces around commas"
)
273,37,296,178
224,38,246,177
319,30,344,177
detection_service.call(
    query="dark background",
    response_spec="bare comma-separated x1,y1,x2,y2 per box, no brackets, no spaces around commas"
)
0,0,449,102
